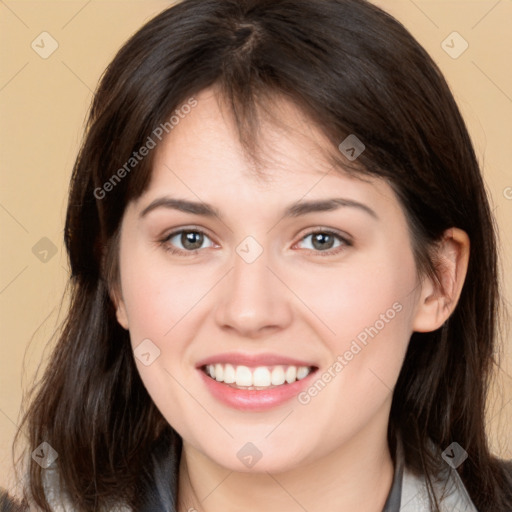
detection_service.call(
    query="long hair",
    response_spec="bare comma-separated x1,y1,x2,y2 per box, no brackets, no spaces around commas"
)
12,0,511,510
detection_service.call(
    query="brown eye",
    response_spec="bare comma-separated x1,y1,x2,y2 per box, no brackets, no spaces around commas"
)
296,230,351,254
181,231,204,250
311,232,336,250
164,229,215,253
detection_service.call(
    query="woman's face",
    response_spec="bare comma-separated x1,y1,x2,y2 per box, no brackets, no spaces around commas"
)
115,88,427,473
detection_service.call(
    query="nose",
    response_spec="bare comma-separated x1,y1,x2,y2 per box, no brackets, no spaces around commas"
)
213,247,293,338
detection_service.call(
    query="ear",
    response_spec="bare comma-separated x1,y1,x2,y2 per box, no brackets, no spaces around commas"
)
110,283,129,330
412,228,470,332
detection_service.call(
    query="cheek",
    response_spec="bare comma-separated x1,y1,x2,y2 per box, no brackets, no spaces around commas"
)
290,246,418,413
119,247,213,343
117,247,213,429
287,246,418,346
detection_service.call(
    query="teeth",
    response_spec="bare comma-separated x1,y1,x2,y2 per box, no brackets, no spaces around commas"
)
223,364,236,384
214,363,224,382
271,366,286,385
235,366,253,386
253,367,271,387
297,366,309,380
285,366,297,384
204,363,313,388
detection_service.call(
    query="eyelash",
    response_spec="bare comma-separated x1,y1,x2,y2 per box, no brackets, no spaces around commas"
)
158,227,353,257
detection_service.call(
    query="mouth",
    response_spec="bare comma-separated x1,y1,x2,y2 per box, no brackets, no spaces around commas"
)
200,363,317,390
196,354,320,411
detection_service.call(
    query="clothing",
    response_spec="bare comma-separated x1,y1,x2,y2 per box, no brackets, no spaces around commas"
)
4,436,506,511
381,435,478,512
137,433,482,511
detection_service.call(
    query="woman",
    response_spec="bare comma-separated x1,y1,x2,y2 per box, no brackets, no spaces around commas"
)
7,0,512,510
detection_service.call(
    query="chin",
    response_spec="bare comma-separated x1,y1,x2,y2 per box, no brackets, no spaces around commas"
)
194,438,310,474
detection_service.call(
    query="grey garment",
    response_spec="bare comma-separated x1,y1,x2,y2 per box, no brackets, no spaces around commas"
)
382,436,478,512
42,435,481,512
382,437,404,512
400,464,479,511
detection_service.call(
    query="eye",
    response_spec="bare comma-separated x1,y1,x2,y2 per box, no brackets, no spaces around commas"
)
161,229,216,254
159,228,350,256
295,230,351,255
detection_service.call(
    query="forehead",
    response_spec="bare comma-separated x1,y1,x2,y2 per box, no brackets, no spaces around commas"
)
135,87,399,217
161,88,341,176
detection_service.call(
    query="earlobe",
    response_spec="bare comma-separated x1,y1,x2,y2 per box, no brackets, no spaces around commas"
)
412,228,470,333
115,301,129,330
110,285,129,330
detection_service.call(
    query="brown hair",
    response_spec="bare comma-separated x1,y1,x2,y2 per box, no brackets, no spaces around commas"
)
11,0,512,510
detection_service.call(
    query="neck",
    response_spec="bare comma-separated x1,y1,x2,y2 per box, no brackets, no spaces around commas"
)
177,415,395,512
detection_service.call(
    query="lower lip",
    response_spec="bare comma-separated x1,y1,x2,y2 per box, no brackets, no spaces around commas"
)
198,368,318,411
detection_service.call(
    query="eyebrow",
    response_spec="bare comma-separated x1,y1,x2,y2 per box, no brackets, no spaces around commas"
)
139,196,378,220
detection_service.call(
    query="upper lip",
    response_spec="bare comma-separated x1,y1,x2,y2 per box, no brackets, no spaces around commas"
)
195,352,318,369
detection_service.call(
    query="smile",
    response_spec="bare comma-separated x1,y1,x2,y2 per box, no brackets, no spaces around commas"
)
202,364,314,389
197,354,320,411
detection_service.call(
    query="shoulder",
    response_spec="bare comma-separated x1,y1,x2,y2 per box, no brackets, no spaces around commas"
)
395,437,478,512
42,468,133,511
401,454,512,511
0,478,133,512
401,463,479,512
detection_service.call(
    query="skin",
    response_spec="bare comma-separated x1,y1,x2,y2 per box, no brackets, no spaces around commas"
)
114,88,470,512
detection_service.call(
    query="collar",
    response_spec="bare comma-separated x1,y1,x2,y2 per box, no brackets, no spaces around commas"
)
383,434,478,512
44,433,479,512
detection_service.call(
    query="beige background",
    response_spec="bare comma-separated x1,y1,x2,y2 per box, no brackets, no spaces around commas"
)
1,0,511,493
